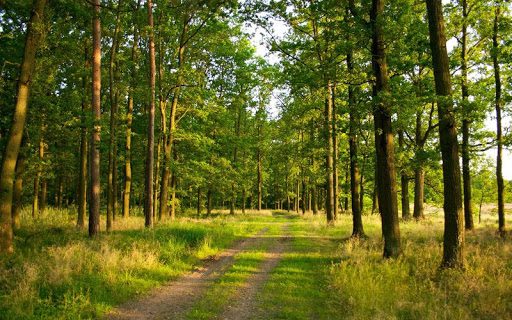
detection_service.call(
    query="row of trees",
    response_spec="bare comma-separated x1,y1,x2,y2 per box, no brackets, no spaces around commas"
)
0,0,510,269
247,0,510,268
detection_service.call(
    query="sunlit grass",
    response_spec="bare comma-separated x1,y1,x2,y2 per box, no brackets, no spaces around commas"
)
0,207,266,319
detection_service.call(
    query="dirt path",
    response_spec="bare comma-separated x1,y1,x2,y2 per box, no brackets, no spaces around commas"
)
105,228,270,320
218,224,291,320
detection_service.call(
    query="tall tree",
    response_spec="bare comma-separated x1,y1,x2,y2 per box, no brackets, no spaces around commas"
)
371,0,401,258
89,0,102,237
0,0,47,254
426,0,464,268
144,0,156,228
493,1,505,235
460,0,474,230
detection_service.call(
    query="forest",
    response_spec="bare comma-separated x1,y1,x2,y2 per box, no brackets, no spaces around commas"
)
0,0,511,319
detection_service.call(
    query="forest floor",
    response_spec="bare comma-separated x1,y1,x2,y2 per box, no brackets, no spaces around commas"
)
1,206,512,319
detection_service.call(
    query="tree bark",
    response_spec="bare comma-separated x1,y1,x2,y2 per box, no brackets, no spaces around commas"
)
78,39,89,228
107,1,122,232
460,0,474,230
371,0,401,258
144,0,156,228
413,166,425,219
0,0,46,252
426,0,464,268
123,3,140,218
89,0,102,237
398,131,410,220
493,3,505,235
348,52,365,237
12,153,25,230
325,82,335,224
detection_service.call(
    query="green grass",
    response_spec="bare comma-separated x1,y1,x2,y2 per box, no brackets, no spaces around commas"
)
0,208,266,319
1,207,511,320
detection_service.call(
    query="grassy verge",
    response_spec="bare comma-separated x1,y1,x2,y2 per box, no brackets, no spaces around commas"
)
0,208,267,320
330,213,512,320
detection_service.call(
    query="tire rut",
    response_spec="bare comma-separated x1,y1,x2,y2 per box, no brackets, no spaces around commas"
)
105,227,270,320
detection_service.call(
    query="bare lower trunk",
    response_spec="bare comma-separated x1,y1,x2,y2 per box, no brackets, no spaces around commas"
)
12,154,25,230
89,0,102,237
144,0,156,228
413,167,425,219
348,50,365,236
325,82,335,224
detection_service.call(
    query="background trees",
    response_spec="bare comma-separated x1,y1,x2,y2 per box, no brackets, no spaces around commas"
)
0,0,510,270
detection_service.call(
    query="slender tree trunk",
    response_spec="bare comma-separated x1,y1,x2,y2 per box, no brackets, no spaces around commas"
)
348,52,365,237
257,149,263,211
32,136,43,218
312,184,318,214
371,0,401,258
57,177,63,208
493,3,505,235
325,82,335,224
107,1,122,232
144,0,156,228
413,111,425,219
89,0,102,237
0,0,46,253
399,131,410,220
460,0,474,230
332,87,338,219
170,170,176,219
413,167,425,219
426,0,464,268
12,154,25,230
123,3,140,218
40,179,47,213
78,40,89,228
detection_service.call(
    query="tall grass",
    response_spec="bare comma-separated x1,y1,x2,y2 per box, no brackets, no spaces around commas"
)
329,212,512,320
0,207,263,319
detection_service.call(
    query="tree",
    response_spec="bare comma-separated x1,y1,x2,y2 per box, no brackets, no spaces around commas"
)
144,0,156,228
371,0,401,258
426,0,465,268
0,0,47,254
89,0,101,237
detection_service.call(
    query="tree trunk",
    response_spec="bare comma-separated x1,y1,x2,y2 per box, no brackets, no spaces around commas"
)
332,87,338,219
257,149,263,211
123,3,140,218
40,179,47,214
32,141,41,218
413,167,425,219
426,0,464,268
0,0,46,253
107,1,122,232
325,82,335,224
12,154,25,230
493,3,505,235
78,40,89,228
89,0,102,237
460,0,473,231
144,0,156,228
170,170,176,219
348,52,365,237
371,0,401,258
398,131,410,220
413,111,425,220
